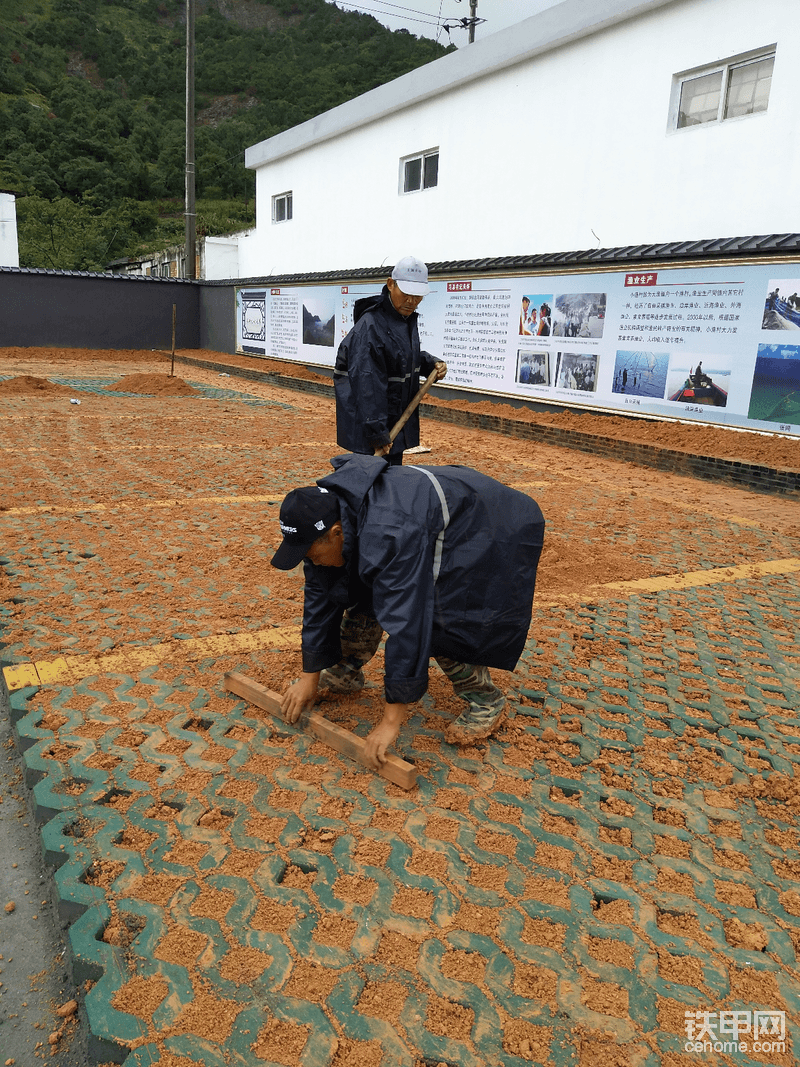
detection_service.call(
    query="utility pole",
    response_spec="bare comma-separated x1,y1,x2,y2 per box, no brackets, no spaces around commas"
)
184,0,196,280
444,0,483,43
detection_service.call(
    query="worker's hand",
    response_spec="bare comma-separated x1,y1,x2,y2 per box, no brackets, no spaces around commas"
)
433,361,447,382
364,702,407,769
373,442,392,457
281,672,319,723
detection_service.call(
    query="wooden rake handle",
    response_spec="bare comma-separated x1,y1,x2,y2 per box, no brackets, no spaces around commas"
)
378,366,440,453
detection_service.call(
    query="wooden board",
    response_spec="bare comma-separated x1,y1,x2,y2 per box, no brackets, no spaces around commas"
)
223,671,417,790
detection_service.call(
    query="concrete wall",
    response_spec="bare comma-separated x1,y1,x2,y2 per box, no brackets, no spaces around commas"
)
240,0,799,277
199,283,237,353
0,271,200,350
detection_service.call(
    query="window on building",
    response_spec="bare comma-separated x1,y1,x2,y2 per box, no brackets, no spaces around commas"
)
272,191,293,223
675,50,775,129
401,150,439,193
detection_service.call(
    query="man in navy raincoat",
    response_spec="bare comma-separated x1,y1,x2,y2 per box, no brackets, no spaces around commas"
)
270,454,545,768
334,256,447,463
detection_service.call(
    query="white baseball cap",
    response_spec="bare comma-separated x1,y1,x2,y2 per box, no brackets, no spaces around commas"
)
391,255,431,296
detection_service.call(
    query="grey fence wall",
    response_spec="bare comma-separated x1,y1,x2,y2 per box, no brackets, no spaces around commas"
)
198,283,236,354
0,269,202,351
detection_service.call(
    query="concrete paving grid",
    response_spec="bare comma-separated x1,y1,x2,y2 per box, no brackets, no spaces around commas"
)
1,369,799,1067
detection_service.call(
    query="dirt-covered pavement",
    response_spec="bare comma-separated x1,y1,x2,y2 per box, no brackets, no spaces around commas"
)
1,348,800,1067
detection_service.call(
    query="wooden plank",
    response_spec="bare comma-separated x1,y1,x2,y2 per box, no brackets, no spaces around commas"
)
223,671,417,790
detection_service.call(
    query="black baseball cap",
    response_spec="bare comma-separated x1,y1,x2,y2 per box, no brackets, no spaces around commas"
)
270,486,341,570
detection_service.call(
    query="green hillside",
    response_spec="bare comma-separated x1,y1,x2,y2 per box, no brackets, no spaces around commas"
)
0,0,451,269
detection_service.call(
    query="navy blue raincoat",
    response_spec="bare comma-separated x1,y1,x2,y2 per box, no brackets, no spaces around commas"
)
300,454,545,704
334,286,438,457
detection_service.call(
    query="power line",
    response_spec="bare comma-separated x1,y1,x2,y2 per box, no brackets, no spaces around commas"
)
331,1,456,30
336,0,450,20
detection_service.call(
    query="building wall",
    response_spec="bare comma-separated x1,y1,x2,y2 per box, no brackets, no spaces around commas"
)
239,0,799,278
0,193,20,269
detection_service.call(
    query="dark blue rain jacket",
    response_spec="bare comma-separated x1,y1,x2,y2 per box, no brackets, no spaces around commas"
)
300,454,545,704
334,286,438,457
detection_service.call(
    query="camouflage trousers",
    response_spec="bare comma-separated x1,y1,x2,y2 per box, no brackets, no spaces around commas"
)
321,609,501,706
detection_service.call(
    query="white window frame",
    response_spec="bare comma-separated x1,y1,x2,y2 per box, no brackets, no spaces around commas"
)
272,191,293,223
669,46,776,132
399,149,439,195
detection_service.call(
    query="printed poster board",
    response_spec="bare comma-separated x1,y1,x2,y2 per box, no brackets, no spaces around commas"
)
235,264,800,437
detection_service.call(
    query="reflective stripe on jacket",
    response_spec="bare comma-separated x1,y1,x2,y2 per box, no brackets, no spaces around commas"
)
301,454,545,704
334,286,437,456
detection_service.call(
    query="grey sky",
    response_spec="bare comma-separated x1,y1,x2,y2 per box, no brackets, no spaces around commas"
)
328,0,560,47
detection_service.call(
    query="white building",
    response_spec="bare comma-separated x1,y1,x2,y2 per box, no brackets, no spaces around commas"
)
241,0,799,278
0,192,20,269
107,230,253,280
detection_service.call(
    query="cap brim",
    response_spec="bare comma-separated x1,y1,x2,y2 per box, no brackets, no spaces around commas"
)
270,539,312,570
395,279,431,297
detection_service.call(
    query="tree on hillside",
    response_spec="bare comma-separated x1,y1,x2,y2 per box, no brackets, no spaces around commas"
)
0,0,452,269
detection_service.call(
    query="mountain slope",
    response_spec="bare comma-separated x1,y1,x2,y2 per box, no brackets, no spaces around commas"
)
0,0,451,268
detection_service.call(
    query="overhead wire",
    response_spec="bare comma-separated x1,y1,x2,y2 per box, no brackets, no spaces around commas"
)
330,0,455,31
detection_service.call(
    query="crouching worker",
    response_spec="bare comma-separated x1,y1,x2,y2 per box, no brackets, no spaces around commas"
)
270,454,545,770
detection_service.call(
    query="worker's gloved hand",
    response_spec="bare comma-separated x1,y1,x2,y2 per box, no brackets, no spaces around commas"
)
434,361,447,382
364,702,407,769
281,672,319,723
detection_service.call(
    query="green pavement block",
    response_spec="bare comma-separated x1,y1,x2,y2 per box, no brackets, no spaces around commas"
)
121,1046,162,1067
401,981,485,1067
8,683,39,724
32,769,99,824
417,936,504,1049
54,841,109,922
328,967,415,1060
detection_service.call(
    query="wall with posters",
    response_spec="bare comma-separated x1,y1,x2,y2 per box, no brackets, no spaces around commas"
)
242,0,799,278
236,261,800,438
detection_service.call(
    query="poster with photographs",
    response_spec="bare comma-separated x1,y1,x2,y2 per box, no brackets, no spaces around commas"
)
748,343,800,425
236,259,800,437
518,294,553,338
552,293,606,339
666,357,731,408
555,351,598,392
762,280,800,332
516,349,550,386
302,294,336,348
611,350,669,399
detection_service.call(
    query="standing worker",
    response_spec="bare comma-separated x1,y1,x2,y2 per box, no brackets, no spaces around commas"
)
334,256,447,465
270,454,545,768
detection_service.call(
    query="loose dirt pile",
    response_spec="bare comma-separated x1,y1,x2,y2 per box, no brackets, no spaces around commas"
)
104,373,200,396
428,396,800,470
0,375,75,395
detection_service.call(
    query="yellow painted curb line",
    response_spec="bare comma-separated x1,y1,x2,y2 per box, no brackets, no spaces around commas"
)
5,561,799,692
599,557,800,594
535,557,800,607
2,626,301,692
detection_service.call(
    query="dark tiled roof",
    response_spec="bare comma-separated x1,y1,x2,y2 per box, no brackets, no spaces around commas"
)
0,265,193,282
228,233,800,286
3,233,800,286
